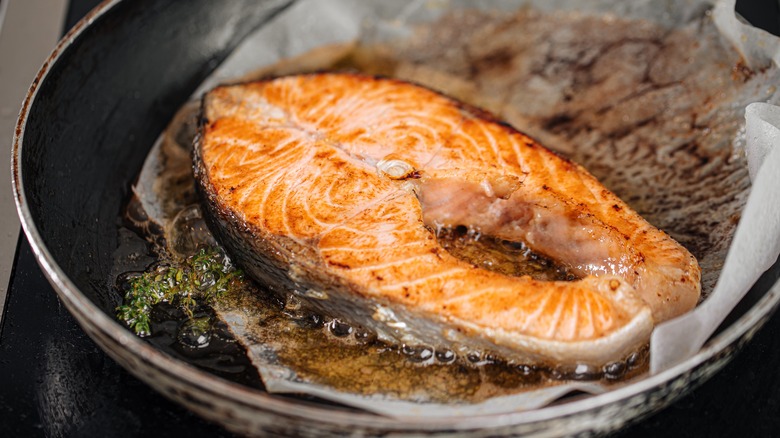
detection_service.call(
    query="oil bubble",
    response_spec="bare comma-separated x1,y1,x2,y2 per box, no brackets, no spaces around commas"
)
354,328,375,344
295,313,323,330
603,361,627,380
516,364,535,376
466,352,483,364
329,319,353,337
197,271,216,290
402,344,434,364
434,349,456,363
169,205,216,257
627,350,644,369
283,294,314,321
570,363,599,380
500,239,527,252
284,294,302,311
177,317,212,349
550,363,599,380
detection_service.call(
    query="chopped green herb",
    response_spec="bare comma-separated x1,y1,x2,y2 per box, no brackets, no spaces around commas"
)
117,247,244,336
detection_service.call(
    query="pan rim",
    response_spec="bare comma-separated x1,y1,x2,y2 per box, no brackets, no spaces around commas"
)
10,0,780,432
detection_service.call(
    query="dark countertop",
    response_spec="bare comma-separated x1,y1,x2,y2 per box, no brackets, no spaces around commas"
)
1,1,779,436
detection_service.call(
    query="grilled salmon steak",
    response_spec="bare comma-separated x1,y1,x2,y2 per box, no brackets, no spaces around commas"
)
194,73,700,367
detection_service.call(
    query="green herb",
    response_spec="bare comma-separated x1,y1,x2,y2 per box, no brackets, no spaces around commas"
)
117,247,244,336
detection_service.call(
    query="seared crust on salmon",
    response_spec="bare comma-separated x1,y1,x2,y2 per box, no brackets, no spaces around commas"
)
194,73,700,366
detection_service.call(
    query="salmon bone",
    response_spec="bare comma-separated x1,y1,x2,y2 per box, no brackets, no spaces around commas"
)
376,157,417,180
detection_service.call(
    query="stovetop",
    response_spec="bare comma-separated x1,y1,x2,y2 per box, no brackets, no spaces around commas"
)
1,1,780,436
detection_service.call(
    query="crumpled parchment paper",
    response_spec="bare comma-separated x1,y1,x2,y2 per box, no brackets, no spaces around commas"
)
136,0,780,417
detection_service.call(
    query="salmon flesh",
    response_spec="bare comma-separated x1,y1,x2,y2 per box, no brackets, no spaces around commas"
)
194,73,701,367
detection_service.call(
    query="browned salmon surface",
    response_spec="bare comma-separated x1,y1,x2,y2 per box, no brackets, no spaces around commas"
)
195,73,700,366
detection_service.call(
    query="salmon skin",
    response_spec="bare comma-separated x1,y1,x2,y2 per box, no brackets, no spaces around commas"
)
194,73,700,367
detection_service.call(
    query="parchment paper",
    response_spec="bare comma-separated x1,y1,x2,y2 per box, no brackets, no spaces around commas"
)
136,0,780,417
648,1,780,372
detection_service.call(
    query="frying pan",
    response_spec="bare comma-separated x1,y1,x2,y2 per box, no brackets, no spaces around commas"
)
12,0,780,435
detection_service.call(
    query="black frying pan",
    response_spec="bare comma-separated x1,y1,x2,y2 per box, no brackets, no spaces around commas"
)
11,0,780,436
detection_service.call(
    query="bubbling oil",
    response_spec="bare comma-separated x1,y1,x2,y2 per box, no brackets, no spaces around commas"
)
116,192,648,404
213,272,648,403
435,225,578,281
113,204,265,390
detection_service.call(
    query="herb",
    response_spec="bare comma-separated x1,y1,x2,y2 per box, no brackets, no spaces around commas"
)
117,247,244,336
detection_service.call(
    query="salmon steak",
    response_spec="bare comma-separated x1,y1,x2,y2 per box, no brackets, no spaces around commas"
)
194,73,701,367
